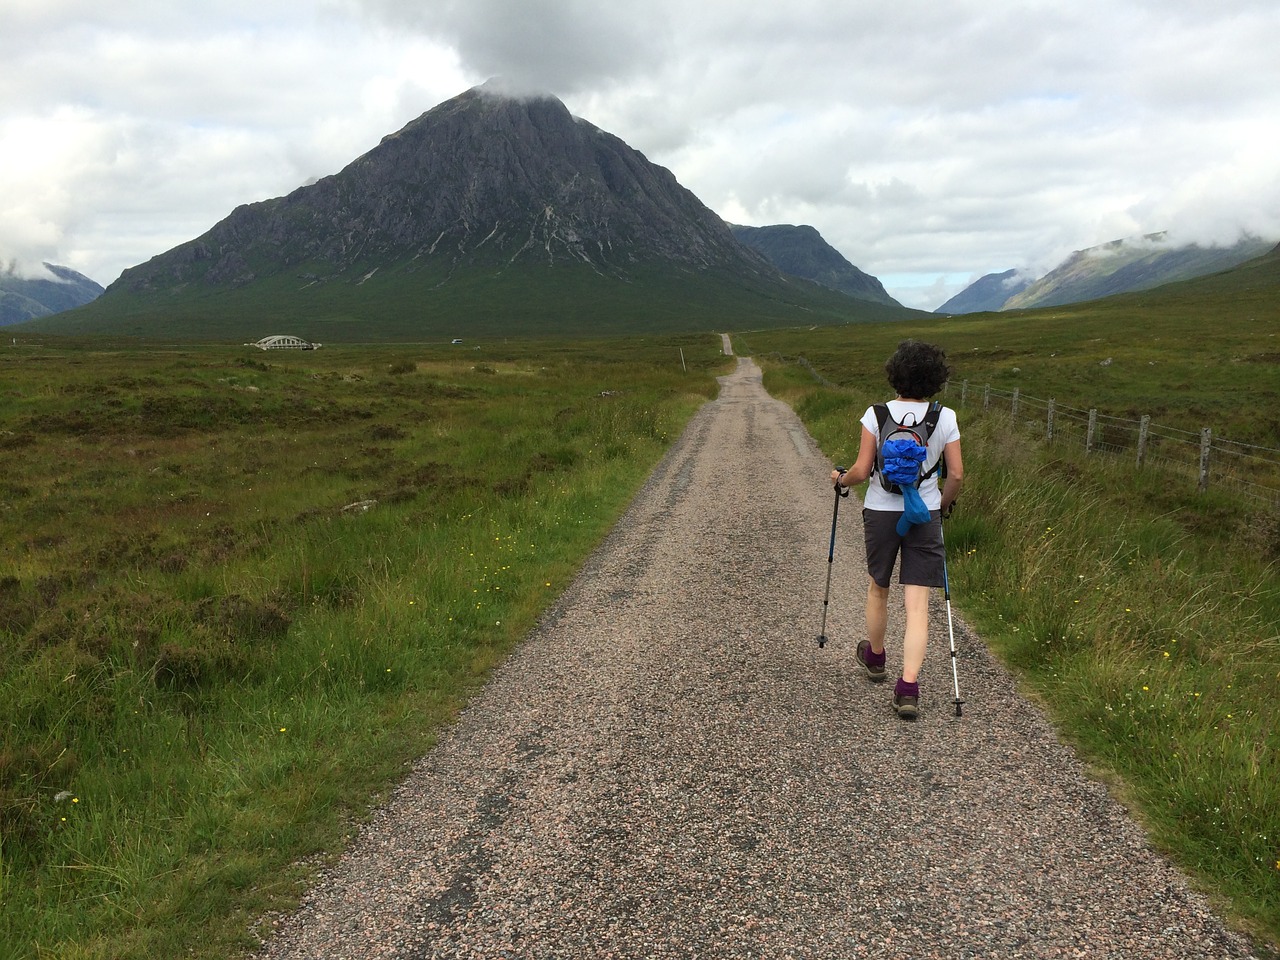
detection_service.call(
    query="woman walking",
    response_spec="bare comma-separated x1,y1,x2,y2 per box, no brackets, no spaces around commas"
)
830,340,963,719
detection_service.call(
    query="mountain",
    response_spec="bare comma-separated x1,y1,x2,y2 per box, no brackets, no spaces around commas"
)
0,263,104,326
1122,238,1280,304
729,224,900,306
934,268,1031,315
23,84,919,340
1001,233,1275,311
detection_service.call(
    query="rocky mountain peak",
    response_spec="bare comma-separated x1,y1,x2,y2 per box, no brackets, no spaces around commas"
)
730,224,899,306
110,84,774,297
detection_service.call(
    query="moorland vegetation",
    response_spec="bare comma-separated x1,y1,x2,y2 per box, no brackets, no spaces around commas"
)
2,249,1278,956
0,335,724,958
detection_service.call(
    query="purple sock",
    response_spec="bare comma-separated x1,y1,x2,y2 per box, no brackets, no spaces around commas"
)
895,678,919,698
865,645,885,667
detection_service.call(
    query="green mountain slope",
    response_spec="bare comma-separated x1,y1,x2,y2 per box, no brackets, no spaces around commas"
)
935,269,1031,314
1002,233,1274,311
24,259,917,340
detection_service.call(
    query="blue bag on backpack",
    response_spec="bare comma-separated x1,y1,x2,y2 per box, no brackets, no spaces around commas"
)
897,484,931,535
874,404,944,535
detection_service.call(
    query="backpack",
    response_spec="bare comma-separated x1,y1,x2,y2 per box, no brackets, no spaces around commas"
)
874,401,946,494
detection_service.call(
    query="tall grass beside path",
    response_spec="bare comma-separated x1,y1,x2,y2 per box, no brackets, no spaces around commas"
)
756,350,1280,950
0,336,725,959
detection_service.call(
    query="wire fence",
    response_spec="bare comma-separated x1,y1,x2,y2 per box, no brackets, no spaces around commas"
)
762,350,1280,510
945,380,1280,509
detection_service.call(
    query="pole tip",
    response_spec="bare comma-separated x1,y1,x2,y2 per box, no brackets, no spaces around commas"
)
817,635,826,648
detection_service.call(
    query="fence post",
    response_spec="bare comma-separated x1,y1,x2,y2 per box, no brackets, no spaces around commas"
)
983,384,991,410
1047,399,1055,443
1137,415,1150,468
1087,409,1098,454
1199,428,1212,493
1011,388,1020,418
961,379,968,405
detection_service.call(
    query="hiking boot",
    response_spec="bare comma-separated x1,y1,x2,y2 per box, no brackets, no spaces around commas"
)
893,678,920,720
856,640,887,682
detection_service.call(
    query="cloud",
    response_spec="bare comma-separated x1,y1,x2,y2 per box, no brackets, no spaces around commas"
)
2,0,1279,309
0,3,471,285
343,0,669,95
545,0,1280,301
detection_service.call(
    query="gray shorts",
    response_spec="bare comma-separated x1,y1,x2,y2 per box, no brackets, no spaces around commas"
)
863,508,946,588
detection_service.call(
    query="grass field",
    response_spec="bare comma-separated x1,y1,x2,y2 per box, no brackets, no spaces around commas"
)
740,281,1280,949
4,253,1279,955
741,251,1280,446
0,334,728,959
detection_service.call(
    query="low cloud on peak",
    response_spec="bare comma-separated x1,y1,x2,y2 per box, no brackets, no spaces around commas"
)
475,76,560,102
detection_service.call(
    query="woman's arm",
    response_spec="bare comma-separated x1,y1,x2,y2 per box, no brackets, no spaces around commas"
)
940,438,964,513
831,426,879,488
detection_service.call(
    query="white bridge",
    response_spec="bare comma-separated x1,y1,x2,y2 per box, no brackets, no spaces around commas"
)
247,335,322,350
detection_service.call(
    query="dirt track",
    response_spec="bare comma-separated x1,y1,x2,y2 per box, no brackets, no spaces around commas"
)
255,355,1262,959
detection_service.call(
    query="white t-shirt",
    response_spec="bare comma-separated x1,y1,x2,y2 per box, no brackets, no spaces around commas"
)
860,401,960,512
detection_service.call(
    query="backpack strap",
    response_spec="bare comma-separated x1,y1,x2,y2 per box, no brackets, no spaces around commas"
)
871,403,891,484
919,401,947,482
922,400,942,432
873,403,892,433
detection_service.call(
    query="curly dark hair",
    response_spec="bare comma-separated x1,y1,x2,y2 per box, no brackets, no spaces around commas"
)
884,339,951,399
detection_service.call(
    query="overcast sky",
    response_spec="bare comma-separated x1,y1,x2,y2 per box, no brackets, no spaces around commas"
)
3,0,1279,310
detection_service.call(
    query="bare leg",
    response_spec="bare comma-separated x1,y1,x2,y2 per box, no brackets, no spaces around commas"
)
902,584,931,682
865,581,888,655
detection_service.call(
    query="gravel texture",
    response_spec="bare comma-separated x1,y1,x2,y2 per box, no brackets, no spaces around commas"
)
254,356,1263,959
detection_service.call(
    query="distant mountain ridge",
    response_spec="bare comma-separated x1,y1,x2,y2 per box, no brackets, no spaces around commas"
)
0,263,103,326
934,269,1030,315
939,233,1276,315
27,83,918,340
1003,233,1275,311
729,224,900,306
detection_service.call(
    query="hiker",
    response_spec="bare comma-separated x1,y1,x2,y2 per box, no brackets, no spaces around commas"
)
830,339,964,719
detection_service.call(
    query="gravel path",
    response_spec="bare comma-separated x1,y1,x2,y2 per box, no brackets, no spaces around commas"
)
255,356,1262,959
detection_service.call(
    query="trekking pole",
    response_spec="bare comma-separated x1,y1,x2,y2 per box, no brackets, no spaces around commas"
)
939,511,965,717
818,468,850,648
